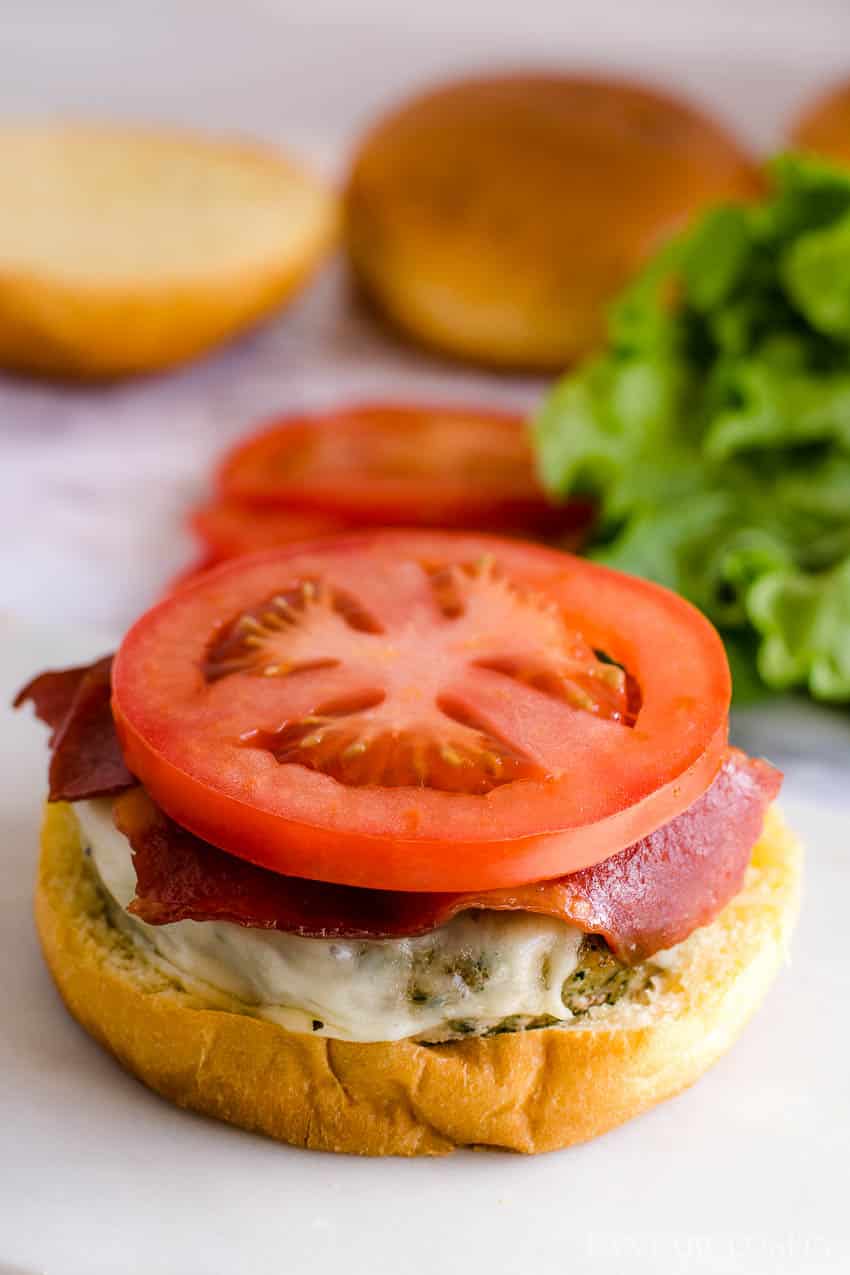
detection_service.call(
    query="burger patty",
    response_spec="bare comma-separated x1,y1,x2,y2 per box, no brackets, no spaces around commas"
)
434,940,659,1042
76,799,661,1044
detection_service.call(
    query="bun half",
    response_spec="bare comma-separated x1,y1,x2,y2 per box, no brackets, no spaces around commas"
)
345,74,760,369
0,125,337,379
36,801,800,1156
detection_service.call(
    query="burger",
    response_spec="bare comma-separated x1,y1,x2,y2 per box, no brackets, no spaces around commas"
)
17,531,800,1155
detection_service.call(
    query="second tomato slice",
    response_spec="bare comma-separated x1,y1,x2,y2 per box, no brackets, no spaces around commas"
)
215,401,589,531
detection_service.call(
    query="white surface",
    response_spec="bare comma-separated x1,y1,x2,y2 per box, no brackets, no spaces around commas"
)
2,620,849,1275
2,0,850,631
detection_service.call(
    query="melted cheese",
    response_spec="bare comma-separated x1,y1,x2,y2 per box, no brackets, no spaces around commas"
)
75,800,584,1043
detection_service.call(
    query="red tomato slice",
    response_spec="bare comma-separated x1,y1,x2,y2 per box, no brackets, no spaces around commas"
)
216,401,589,531
190,501,349,558
112,531,730,892
191,496,590,564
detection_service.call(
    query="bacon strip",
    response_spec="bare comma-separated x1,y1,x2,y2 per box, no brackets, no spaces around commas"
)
18,660,781,961
14,663,94,735
114,750,780,962
115,786,462,936
15,658,134,801
493,750,781,960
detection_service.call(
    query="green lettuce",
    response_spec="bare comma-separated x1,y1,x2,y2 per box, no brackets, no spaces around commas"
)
748,556,850,700
534,153,850,703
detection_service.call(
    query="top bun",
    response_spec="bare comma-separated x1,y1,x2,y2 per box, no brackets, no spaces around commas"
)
0,124,338,380
345,73,760,370
790,80,850,167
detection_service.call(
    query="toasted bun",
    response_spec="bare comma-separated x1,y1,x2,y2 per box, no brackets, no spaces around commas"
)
790,80,850,167
36,801,800,1156
0,124,337,379
344,74,760,369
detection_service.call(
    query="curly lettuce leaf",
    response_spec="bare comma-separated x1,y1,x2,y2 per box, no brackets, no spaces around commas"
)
703,358,850,460
533,152,850,704
680,204,754,312
757,152,850,241
720,630,775,705
748,556,850,700
783,212,850,339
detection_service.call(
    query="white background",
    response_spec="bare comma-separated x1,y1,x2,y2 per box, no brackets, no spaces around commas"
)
1,4,849,1273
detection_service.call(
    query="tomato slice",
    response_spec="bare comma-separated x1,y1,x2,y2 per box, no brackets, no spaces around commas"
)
190,496,589,563
112,531,730,891
215,401,588,531
190,501,349,558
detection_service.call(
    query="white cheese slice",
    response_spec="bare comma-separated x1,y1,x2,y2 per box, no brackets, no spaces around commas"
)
75,799,584,1043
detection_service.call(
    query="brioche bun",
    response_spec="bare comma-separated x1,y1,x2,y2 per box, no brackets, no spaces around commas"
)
790,80,850,167
36,801,800,1156
344,73,760,370
0,124,337,380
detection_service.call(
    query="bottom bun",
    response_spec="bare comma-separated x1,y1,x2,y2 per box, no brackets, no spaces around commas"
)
35,801,801,1156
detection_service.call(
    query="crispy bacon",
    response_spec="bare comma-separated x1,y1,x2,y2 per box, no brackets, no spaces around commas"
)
15,658,134,801
114,786,464,935
114,750,780,962
492,749,781,960
14,663,94,735
18,660,781,962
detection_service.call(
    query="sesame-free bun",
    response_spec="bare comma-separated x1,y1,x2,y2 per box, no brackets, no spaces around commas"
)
790,80,850,167
344,73,760,370
36,801,800,1157
0,124,337,379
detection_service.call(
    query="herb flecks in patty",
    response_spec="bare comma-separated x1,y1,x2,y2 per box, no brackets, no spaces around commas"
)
562,936,657,1016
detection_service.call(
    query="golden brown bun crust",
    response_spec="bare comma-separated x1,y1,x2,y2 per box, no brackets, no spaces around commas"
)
790,80,850,167
36,801,800,1156
0,125,338,380
344,73,761,369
